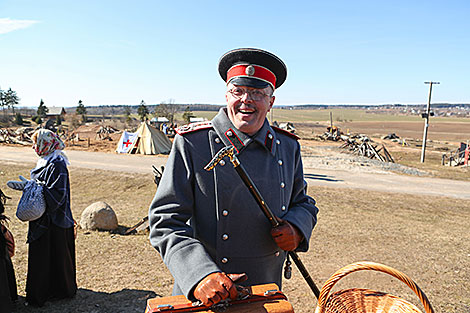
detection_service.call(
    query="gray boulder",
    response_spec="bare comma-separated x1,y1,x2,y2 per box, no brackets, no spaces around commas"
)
80,201,118,231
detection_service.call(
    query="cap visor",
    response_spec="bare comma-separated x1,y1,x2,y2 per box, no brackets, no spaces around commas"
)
229,77,270,89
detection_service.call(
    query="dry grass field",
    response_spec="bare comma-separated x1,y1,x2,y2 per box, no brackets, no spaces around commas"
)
194,108,470,178
1,107,469,312
1,160,469,313
193,108,470,141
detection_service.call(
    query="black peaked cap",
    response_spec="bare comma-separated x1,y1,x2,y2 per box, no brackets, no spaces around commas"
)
218,48,287,89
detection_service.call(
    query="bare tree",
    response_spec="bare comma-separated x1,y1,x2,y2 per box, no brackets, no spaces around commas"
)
155,99,179,123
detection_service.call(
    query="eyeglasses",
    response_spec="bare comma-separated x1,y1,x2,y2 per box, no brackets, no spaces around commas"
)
227,87,271,101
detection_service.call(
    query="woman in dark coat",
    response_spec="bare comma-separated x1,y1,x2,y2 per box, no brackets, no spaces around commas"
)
18,129,77,307
0,190,17,313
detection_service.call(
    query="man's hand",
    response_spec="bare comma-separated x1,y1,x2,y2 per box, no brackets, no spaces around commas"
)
6,175,29,191
270,220,303,251
193,272,247,306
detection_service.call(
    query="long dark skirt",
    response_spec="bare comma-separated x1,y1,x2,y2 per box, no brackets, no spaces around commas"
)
0,252,17,313
26,223,77,307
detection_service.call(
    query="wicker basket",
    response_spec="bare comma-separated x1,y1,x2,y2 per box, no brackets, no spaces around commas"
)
314,262,435,313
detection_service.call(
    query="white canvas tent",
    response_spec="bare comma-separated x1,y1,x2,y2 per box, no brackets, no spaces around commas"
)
125,122,172,155
116,131,138,153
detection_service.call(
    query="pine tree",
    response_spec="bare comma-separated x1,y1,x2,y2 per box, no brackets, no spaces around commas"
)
32,115,42,124
76,100,87,115
76,100,87,123
15,112,23,125
124,106,132,123
37,99,48,118
4,88,20,114
137,100,149,122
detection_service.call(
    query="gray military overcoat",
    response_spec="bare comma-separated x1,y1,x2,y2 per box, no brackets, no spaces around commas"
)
149,108,318,299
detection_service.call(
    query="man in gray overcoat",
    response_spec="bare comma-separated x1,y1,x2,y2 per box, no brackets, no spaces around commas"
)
149,48,318,306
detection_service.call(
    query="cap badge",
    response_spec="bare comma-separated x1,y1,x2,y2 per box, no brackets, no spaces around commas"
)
245,65,255,76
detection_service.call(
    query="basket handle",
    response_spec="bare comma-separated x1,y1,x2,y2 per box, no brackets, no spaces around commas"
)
316,261,434,313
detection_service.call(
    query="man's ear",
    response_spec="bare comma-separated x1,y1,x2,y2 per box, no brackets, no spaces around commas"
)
269,96,275,109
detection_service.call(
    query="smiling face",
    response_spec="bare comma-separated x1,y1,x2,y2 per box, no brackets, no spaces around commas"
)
225,83,275,136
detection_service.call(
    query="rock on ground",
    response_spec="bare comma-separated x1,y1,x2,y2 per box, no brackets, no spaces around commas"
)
80,201,118,231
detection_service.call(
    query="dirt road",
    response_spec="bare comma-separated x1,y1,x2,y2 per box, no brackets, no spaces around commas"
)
0,145,168,173
1,145,470,199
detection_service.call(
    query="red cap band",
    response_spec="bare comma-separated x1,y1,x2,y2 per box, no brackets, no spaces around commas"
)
227,64,276,89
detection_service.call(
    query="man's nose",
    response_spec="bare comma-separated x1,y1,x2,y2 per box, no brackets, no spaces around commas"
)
240,92,254,102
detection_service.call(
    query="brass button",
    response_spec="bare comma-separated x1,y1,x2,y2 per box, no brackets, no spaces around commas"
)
280,182,285,188
275,251,280,257
227,131,233,136
276,140,281,144
222,234,229,240
268,133,273,139
281,205,286,211
215,137,221,143
222,210,229,216
221,257,228,264
219,160,226,166
278,160,283,166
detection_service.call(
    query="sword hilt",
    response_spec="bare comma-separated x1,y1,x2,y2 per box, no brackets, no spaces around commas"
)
204,145,238,171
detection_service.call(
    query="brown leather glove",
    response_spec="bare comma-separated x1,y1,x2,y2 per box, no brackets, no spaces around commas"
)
193,272,247,306
270,220,303,251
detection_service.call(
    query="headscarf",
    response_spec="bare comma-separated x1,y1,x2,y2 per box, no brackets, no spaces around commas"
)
31,129,70,172
31,129,65,157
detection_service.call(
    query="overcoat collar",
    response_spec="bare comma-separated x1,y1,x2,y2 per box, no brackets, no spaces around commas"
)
211,108,277,156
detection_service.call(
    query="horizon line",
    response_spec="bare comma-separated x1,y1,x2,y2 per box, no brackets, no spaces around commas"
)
13,102,470,109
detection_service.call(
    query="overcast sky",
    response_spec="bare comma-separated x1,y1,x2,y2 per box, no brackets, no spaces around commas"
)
1,0,469,107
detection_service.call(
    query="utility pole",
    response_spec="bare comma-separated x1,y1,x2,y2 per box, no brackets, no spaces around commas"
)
420,81,440,163
329,111,333,133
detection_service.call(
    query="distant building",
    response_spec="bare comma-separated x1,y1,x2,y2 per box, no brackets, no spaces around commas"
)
150,116,170,128
151,117,169,123
46,107,66,119
189,117,206,123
